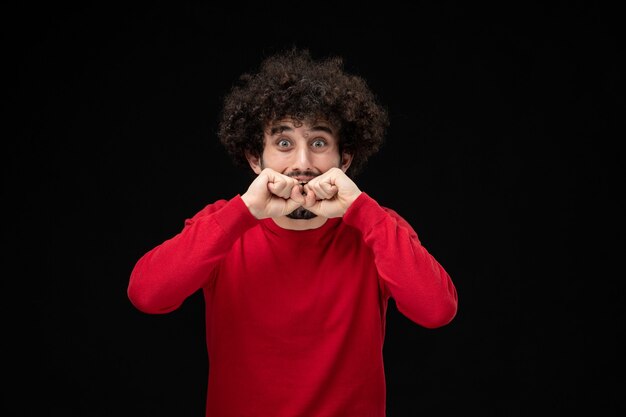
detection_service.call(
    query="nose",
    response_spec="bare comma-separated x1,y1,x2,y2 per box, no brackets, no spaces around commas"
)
292,144,314,171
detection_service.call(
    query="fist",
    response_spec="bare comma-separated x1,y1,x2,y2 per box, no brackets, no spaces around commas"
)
241,168,305,219
302,167,362,218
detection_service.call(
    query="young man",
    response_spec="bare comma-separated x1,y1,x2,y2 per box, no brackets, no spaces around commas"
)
128,48,458,417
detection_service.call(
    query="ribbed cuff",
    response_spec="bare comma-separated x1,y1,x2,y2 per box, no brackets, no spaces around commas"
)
213,195,259,236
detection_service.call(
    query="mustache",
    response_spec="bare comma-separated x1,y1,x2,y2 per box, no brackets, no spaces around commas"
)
286,170,320,181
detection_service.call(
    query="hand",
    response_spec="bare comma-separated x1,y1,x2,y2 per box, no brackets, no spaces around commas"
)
302,167,362,218
241,168,305,219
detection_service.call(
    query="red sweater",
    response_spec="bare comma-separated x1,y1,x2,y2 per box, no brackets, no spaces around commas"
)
128,193,457,417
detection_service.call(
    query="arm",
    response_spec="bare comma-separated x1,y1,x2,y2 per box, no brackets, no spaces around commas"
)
127,196,258,314
343,193,458,328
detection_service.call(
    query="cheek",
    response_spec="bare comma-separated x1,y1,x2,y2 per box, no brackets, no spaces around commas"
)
259,151,290,170
317,153,342,169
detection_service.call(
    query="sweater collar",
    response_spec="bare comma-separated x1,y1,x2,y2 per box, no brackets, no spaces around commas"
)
260,216,342,237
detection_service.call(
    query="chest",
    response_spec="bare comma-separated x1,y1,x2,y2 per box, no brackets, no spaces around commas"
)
210,227,380,335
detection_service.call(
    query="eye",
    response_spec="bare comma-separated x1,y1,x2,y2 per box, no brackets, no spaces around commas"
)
277,138,291,148
311,139,327,148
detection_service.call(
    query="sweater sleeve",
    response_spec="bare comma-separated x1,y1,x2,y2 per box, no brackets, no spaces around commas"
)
342,193,458,328
127,195,259,314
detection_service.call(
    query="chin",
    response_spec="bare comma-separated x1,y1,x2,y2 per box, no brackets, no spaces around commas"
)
287,207,317,220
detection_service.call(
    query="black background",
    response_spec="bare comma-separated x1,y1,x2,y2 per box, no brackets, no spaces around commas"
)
6,2,623,416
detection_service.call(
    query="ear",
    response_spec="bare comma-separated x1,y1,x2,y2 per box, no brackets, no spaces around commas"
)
339,152,353,172
245,152,263,175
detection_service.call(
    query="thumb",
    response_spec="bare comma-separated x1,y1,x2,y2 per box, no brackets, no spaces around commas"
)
289,183,305,205
284,196,303,214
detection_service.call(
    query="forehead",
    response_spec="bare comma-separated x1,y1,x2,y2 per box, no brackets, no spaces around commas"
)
265,117,336,134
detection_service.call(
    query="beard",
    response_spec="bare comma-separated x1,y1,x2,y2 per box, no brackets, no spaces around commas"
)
287,206,317,220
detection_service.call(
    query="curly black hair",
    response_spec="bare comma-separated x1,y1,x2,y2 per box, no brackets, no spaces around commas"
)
217,48,389,177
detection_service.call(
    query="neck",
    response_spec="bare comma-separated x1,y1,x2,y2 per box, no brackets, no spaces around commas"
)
272,215,328,231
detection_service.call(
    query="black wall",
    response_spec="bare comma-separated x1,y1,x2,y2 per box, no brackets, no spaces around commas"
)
6,2,622,416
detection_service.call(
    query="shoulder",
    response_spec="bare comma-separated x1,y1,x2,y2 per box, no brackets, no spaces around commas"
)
380,205,418,237
380,205,401,218
379,204,409,224
186,199,230,222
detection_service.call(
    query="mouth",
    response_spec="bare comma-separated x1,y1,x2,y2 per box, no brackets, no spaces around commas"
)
294,176,314,185
295,179,310,195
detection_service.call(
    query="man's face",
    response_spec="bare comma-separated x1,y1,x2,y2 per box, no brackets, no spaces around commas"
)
247,118,352,219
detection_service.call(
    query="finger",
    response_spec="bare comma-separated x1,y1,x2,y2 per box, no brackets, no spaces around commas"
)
305,181,335,200
289,183,305,204
263,169,293,198
303,186,317,208
267,181,285,198
268,177,297,199
284,197,303,214
318,181,338,199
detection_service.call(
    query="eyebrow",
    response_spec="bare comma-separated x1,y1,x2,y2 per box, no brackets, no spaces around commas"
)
269,125,334,135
